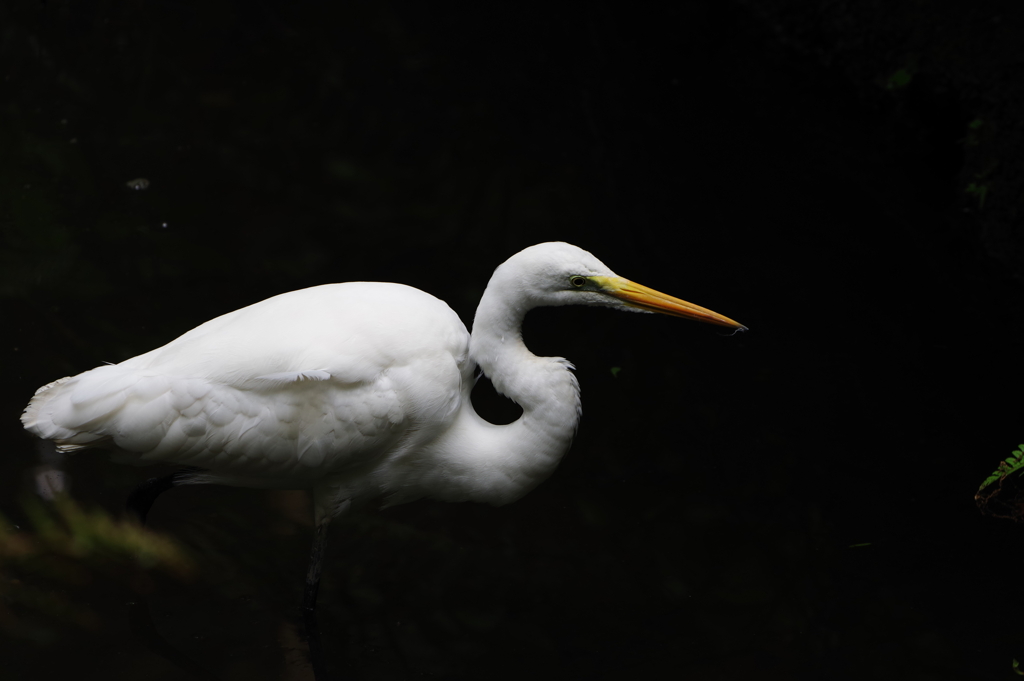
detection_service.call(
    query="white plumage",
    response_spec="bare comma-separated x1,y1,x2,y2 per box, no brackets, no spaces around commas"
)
22,242,744,607
25,282,474,509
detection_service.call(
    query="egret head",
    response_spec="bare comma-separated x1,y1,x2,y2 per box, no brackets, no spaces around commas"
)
493,242,746,330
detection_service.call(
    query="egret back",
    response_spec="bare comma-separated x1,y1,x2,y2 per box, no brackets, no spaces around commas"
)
22,283,472,489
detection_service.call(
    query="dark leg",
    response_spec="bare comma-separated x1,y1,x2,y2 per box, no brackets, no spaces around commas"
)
124,467,218,679
302,515,337,679
303,514,333,612
303,607,332,680
126,467,203,524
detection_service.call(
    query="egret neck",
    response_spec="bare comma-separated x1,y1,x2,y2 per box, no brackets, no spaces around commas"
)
423,270,582,507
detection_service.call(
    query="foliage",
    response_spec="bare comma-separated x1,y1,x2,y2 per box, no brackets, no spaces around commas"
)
885,68,913,90
965,180,990,210
977,444,1024,492
0,495,193,641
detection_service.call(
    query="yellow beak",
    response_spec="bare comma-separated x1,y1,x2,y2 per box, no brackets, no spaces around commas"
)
598,276,746,330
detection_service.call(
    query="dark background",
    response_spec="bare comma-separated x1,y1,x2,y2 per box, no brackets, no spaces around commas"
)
2,1,1023,679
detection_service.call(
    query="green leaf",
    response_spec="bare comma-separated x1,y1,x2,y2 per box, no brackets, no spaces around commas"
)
979,445,1024,491
965,182,990,210
886,68,913,90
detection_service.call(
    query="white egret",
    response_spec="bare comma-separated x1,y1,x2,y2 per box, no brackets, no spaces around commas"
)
21,242,744,609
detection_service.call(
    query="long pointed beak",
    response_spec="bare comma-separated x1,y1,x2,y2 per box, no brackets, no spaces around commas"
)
598,276,746,330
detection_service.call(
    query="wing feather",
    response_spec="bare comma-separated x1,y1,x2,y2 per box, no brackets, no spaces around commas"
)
22,282,471,492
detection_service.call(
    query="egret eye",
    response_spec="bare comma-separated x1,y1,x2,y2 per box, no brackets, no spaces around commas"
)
569,276,587,288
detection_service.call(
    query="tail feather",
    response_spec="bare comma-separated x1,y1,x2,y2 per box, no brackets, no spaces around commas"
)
22,365,141,450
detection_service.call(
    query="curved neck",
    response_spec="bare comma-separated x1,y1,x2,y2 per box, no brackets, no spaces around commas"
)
418,282,581,506
471,288,580,419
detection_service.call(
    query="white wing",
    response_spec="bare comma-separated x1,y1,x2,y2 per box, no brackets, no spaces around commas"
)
22,282,472,485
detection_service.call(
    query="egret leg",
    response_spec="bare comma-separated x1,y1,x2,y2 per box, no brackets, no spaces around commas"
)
303,514,332,612
302,513,340,678
124,467,217,679
125,467,203,524
302,598,331,680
